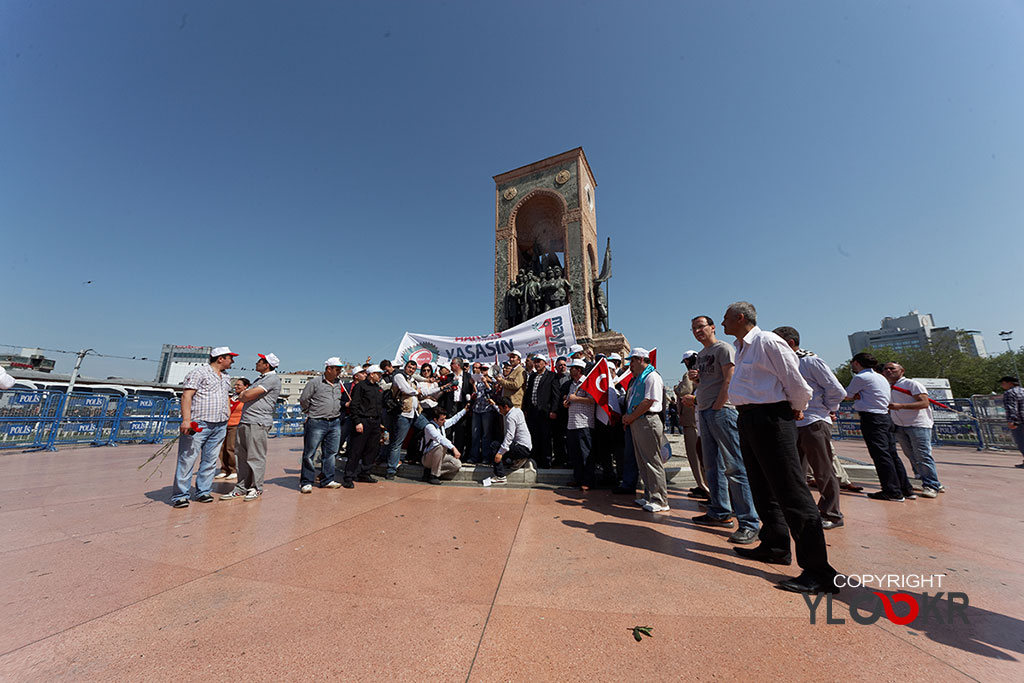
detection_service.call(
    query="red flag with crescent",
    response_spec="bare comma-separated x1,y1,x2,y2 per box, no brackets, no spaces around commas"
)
614,347,656,392
582,358,619,423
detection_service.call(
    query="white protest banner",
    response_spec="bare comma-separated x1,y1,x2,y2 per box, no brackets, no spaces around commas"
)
394,305,576,367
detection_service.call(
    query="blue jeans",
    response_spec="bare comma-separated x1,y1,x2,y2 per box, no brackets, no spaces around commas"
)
893,425,942,490
300,417,341,486
471,411,494,463
388,413,429,474
699,407,759,531
173,420,228,501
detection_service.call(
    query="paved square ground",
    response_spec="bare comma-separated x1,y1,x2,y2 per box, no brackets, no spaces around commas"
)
1,438,1022,681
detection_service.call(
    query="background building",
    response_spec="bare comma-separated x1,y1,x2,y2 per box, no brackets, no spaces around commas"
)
155,344,212,384
278,370,319,404
0,348,56,373
848,311,987,357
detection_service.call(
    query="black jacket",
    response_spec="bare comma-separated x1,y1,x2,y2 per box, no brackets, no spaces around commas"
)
349,379,383,422
524,370,561,415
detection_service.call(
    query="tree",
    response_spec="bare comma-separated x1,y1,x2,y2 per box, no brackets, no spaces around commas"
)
832,332,1024,398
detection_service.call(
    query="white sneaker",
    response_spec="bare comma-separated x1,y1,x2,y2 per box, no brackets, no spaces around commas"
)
643,502,670,513
219,490,243,500
226,473,238,481
920,487,939,499
482,476,506,487
323,481,342,489
634,498,648,508
300,484,313,494
243,488,261,501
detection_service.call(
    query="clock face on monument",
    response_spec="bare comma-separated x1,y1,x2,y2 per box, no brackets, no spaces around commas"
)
584,183,594,212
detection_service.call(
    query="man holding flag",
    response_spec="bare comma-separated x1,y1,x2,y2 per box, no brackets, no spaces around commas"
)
582,355,626,490
564,359,598,488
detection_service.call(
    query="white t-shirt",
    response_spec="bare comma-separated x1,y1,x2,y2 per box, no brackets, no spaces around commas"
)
639,369,664,413
890,377,933,428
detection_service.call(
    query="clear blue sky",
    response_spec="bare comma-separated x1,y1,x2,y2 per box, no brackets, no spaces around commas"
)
3,0,1023,383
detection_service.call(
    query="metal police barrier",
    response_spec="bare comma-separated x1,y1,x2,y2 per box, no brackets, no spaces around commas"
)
930,398,982,448
160,399,182,441
0,390,318,451
47,393,121,449
113,396,166,444
0,390,64,450
273,404,305,437
971,394,1016,450
831,400,982,448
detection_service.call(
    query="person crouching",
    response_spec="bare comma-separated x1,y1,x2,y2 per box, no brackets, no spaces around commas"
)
419,404,463,485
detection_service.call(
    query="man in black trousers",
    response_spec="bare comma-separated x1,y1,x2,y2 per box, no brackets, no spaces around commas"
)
845,352,915,501
721,301,840,594
342,364,385,488
523,355,560,468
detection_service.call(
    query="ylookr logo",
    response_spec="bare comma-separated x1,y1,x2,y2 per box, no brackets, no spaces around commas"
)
805,592,969,626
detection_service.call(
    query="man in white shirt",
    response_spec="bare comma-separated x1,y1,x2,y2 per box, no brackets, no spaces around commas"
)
882,362,944,498
846,353,915,502
722,302,838,595
773,327,847,529
419,403,463,485
622,348,669,513
483,397,533,486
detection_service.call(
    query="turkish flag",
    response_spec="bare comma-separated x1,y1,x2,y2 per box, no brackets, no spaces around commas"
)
614,347,656,392
581,358,620,424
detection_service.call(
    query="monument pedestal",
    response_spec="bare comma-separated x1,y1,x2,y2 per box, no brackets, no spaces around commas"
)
588,330,630,359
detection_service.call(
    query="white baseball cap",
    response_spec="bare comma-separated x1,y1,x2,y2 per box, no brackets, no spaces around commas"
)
534,355,548,364
325,357,344,367
211,346,239,357
508,349,521,358
569,359,586,369
608,353,622,361
351,366,367,375
366,364,383,374
627,347,650,360
568,344,584,354
258,353,280,368
681,350,698,362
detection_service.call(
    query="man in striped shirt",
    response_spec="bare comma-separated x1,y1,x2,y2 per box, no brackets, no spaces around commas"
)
172,346,237,508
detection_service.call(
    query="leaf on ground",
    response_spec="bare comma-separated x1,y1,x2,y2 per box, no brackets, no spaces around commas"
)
630,626,654,641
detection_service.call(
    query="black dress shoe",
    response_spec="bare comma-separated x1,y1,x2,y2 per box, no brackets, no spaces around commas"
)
427,476,442,485
733,545,792,565
342,480,355,489
692,513,734,528
777,572,840,594
867,491,904,502
194,493,215,503
385,472,397,480
356,474,378,483
611,487,636,495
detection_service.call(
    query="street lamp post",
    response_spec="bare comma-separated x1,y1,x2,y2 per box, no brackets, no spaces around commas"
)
998,331,1021,383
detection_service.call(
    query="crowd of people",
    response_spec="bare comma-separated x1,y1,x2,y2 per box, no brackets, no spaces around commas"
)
169,302,1024,594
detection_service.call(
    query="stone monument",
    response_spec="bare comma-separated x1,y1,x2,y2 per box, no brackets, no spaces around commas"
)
493,148,629,357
